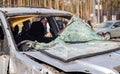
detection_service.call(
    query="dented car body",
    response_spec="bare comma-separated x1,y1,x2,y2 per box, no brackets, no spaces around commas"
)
0,8,120,74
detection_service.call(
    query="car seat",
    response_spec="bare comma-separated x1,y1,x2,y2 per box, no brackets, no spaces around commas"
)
29,21,45,42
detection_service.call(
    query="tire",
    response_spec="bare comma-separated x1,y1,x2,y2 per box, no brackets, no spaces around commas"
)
104,33,111,40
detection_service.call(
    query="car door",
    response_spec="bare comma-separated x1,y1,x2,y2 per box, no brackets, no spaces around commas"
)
110,22,120,37
0,11,9,74
0,22,9,74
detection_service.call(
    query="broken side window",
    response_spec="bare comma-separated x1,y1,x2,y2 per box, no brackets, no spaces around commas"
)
0,20,4,52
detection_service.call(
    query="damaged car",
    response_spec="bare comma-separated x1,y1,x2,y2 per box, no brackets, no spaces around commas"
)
0,7,120,74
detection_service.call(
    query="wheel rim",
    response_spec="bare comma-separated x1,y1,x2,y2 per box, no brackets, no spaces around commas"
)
104,33,110,40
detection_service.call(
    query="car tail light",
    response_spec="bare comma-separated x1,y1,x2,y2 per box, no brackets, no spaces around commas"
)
98,32,106,36
101,32,106,36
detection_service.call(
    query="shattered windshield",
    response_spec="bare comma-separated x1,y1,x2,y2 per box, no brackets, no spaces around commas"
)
54,17,104,42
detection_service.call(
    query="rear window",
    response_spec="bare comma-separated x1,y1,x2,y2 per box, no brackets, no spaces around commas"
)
96,22,113,28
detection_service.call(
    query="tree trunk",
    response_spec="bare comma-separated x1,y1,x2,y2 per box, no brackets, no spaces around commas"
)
76,0,79,17
44,0,47,7
70,0,73,13
18,0,22,7
56,0,59,10
61,0,64,10
80,1,83,18
49,0,52,8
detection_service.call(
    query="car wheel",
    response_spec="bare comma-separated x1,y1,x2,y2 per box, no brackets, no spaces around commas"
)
104,33,111,40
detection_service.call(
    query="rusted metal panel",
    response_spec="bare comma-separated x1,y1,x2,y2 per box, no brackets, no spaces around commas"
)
9,50,53,74
24,51,120,74
0,55,9,74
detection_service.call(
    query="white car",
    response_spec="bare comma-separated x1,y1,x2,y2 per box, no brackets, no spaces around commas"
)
94,20,120,40
0,8,120,74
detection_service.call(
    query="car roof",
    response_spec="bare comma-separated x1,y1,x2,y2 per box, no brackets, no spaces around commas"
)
0,7,72,17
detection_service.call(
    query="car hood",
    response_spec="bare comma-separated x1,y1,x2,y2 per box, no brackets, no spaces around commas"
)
23,50,120,74
32,40,120,62
94,28,110,33
23,40,120,74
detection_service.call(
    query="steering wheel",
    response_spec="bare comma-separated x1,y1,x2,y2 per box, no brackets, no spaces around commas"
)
17,40,33,51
